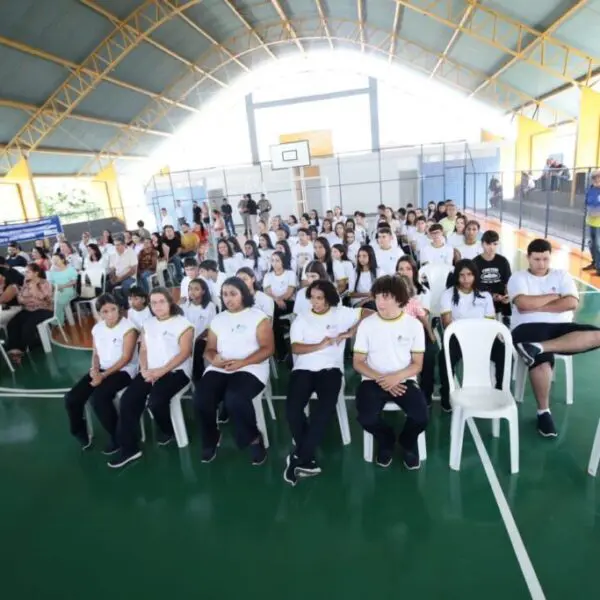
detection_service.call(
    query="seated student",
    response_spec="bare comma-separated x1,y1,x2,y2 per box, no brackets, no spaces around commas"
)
300,237,334,287
195,277,274,465
354,275,428,470
420,223,454,266
438,259,505,412
439,201,458,235
508,239,600,437
446,215,466,249
136,237,157,293
180,257,200,301
242,240,264,283
331,243,355,296
199,259,226,308
473,230,511,324
127,286,151,332
456,220,483,260
293,261,328,315
348,245,381,309
64,293,138,452
284,280,369,486
217,239,243,276
374,228,403,275
292,228,314,273
275,239,297,273
344,229,361,265
237,267,274,318
108,288,194,469
263,251,297,360
181,277,216,382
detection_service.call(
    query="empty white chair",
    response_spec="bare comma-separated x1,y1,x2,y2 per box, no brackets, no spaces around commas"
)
444,318,519,474
588,418,600,476
513,353,573,405
363,403,427,462
37,288,69,353
419,263,453,320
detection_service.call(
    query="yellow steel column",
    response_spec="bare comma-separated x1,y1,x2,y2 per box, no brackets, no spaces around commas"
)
4,157,40,221
574,87,600,171
515,116,549,184
92,164,124,220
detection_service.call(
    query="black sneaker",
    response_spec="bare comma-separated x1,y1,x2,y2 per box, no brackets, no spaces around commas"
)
201,431,221,463
107,450,142,469
582,263,596,271
76,432,92,451
101,439,120,456
376,447,393,468
295,458,322,478
537,412,558,438
441,399,452,414
516,342,543,367
217,405,229,424
283,454,298,487
403,450,421,470
250,437,267,466
157,432,175,447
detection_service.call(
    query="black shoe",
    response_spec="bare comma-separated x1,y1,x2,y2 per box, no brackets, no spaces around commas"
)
403,450,421,470
376,447,393,468
441,399,452,414
217,405,229,424
101,439,120,456
157,432,175,447
250,438,267,466
537,412,558,438
107,449,142,469
582,263,596,271
201,431,221,463
76,432,92,451
283,454,298,487
516,342,543,367
295,458,322,478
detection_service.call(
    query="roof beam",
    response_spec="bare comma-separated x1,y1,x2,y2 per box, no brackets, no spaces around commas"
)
314,0,333,50
0,144,145,160
393,0,600,87
470,0,589,99
388,1,403,63
0,98,172,137
79,0,229,88
0,0,203,174
221,0,277,60
0,34,198,114
269,0,304,53
357,0,365,52
430,0,478,78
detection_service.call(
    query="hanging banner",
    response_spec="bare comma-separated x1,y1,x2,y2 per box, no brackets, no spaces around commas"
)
0,216,63,246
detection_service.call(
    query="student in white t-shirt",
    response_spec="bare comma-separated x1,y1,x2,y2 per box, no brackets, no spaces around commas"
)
410,216,429,258
242,240,264,283
108,288,194,469
344,230,361,265
353,275,428,470
300,237,335,287
195,276,274,465
263,251,297,360
456,220,483,260
181,277,217,382
199,260,226,309
348,245,381,308
127,286,152,332
275,240,297,274
292,228,314,274
292,261,328,315
439,259,504,412
508,238,600,437
237,267,275,319
374,229,404,276
64,293,138,453
420,223,455,266
446,215,466,248
331,243,355,296
180,257,200,302
217,239,243,276
257,233,275,274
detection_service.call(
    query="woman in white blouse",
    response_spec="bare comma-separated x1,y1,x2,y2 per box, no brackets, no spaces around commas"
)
293,261,328,315
195,277,275,465
108,288,194,469
438,259,505,412
348,245,380,309
64,293,138,453
237,267,274,319
263,251,297,360
331,243,355,297
242,240,264,283
446,215,466,248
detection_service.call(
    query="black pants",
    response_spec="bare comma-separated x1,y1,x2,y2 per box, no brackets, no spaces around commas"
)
420,335,438,400
192,338,207,383
439,334,505,404
286,369,342,463
356,380,428,454
117,370,190,454
65,371,132,439
7,309,53,352
273,300,293,360
195,370,264,450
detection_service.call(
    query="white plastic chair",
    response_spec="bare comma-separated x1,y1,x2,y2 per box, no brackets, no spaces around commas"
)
363,403,427,462
253,390,270,449
0,338,15,373
37,288,69,353
444,319,519,474
169,383,191,447
75,270,105,326
587,418,600,476
513,353,573,405
418,263,453,319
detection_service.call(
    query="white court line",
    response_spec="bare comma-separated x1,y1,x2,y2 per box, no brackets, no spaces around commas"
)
468,420,546,600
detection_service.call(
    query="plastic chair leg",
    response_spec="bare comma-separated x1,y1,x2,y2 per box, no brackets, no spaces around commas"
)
492,418,500,438
37,323,52,353
336,396,351,446
449,408,466,471
363,431,374,462
265,380,276,421
588,419,600,476
513,359,527,403
253,393,269,448
0,342,15,373
64,304,75,327
269,356,279,380
76,304,83,327
563,356,574,405
417,431,427,461
508,411,520,474
170,392,189,448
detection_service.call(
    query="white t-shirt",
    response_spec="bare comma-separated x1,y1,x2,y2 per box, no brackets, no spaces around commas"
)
354,313,425,381
354,269,382,294
220,255,243,276
127,306,152,332
161,214,174,228
291,307,361,372
92,317,138,378
507,269,579,329
143,315,194,377
205,307,270,384
411,231,429,254
418,287,432,313
293,289,311,315
346,241,361,265
440,288,495,321
333,260,356,290
109,248,138,278
374,246,404,276
253,290,275,318
182,301,217,339
456,241,483,260
263,270,297,297
292,242,314,271
180,275,193,299
446,232,465,248
201,273,226,308
420,243,454,266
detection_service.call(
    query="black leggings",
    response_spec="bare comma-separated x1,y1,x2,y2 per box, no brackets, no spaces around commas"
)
273,300,294,359
7,309,53,352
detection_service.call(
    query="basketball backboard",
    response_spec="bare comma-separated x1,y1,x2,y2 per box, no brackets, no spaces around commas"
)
270,140,311,170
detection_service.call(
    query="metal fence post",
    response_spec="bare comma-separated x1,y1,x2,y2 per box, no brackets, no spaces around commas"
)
544,187,550,238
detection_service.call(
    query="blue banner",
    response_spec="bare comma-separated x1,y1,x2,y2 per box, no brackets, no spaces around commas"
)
0,216,63,246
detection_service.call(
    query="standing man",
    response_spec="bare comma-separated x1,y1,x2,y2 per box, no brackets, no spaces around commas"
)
246,193,258,237
238,194,249,237
192,201,202,226
160,207,174,229
175,200,185,229
221,197,235,237
508,238,600,437
258,193,272,226
583,170,600,273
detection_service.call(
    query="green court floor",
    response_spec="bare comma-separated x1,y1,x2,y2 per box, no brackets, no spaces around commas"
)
1,250,599,599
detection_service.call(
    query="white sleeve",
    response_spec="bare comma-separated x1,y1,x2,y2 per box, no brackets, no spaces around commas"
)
338,306,361,332
419,289,431,312
483,292,495,318
507,272,527,301
207,303,217,326
440,288,453,315
353,320,369,354
263,273,272,290
420,245,431,264
346,262,356,292
289,317,304,344
559,272,579,299
287,270,298,288
410,319,426,353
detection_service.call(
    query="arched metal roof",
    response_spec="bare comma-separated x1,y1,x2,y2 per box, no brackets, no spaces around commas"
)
0,0,599,176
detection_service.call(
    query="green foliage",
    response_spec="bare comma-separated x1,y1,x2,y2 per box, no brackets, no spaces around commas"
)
38,189,103,225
